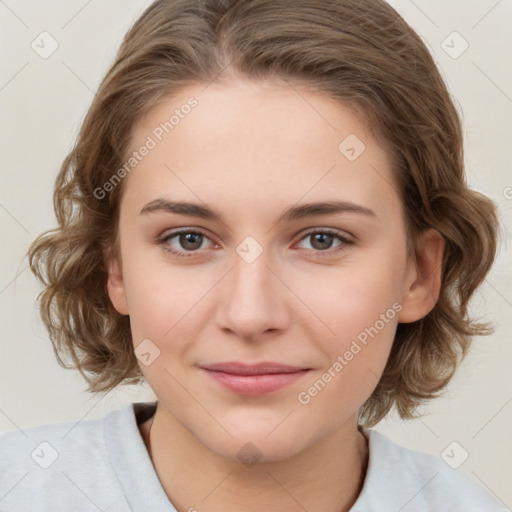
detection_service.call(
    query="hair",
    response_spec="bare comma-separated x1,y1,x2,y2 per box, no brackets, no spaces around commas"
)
27,0,500,427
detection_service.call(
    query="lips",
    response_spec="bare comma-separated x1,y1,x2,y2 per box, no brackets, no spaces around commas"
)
199,361,311,395
200,361,308,375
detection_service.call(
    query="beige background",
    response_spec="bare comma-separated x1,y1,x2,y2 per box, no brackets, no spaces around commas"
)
1,0,511,507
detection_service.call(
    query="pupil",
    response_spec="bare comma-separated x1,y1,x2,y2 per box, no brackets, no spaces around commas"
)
181,233,202,250
312,233,332,250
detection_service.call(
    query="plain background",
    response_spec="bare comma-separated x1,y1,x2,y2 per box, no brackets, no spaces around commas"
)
1,0,511,507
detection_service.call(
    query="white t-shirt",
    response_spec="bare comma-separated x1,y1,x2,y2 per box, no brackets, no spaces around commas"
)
0,402,507,511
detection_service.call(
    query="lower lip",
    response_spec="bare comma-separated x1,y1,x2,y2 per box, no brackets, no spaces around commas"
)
202,369,310,395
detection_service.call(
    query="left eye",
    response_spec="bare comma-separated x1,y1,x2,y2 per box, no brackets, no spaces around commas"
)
158,228,353,258
296,229,352,252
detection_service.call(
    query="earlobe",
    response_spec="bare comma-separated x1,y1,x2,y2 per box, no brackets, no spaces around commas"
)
106,254,129,316
397,229,445,324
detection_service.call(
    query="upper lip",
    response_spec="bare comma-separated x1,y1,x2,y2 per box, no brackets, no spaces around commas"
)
200,361,310,375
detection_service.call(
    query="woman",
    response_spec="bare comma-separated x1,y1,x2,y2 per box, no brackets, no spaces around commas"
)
0,1,505,510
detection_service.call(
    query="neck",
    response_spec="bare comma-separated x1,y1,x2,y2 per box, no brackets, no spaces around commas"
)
139,407,368,512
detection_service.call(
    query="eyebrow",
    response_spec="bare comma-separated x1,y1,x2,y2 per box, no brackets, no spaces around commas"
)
139,198,377,223
140,198,377,223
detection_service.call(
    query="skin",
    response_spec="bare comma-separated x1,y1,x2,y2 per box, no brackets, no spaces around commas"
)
106,78,444,512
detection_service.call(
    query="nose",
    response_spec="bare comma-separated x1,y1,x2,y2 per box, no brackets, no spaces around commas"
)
214,246,291,341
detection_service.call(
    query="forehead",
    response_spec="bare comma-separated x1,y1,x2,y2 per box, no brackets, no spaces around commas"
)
123,79,400,222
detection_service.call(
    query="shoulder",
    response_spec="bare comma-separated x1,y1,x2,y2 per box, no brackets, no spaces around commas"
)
352,428,508,512
0,404,134,511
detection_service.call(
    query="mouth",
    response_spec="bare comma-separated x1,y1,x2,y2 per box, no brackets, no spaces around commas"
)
199,361,311,395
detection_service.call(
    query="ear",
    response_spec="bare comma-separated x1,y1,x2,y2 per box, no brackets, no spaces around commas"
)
106,252,129,315
397,228,445,323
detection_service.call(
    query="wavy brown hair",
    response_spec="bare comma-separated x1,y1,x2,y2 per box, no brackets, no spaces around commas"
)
27,0,500,426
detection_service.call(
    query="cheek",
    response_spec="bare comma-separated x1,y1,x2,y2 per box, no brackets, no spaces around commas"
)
120,235,175,319
296,293,400,424
293,252,405,341
291,249,405,397
121,251,217,352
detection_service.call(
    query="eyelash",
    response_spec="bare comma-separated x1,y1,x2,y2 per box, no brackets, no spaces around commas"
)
157,228,354,259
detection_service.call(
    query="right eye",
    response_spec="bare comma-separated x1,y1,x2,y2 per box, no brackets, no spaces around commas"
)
158,229,217,258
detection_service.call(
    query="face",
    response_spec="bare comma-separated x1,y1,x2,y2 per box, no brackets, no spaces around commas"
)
107,78,442,462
